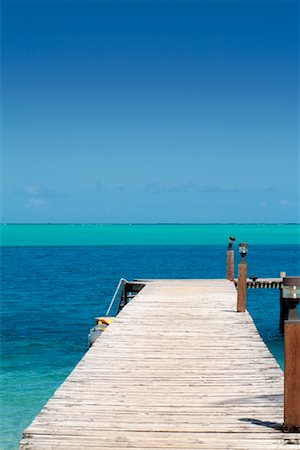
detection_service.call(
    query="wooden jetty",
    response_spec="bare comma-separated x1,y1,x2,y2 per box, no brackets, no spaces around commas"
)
19,279,300,449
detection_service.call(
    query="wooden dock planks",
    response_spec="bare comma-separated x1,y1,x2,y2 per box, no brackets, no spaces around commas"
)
19,279,300,449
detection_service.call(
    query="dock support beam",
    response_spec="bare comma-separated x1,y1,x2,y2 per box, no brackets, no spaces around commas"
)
237,260,247,312
283,320,300,432
226,249,234,281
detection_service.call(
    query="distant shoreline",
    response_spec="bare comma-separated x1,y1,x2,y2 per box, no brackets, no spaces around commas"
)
1,223,299,226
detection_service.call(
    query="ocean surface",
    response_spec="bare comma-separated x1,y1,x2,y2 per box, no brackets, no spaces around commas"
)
1,224,300,449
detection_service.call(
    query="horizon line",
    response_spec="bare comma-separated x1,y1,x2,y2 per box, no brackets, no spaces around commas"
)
1,222,300,226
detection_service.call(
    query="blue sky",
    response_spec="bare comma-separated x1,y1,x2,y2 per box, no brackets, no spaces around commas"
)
2,0,299,223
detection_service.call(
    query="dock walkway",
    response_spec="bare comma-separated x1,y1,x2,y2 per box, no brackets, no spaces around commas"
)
20,279,300,449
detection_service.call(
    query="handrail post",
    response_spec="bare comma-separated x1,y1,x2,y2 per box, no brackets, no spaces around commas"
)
226,236,235,281
283,320,300,432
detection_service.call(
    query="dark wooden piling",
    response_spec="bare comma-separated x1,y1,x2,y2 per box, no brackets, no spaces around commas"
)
280,290,287,333
279,272,287,332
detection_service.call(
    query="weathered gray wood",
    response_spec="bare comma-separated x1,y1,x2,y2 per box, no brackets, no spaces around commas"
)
19,279,300,449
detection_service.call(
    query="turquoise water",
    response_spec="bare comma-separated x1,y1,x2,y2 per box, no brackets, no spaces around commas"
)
1,223,300,246
1,224,300,449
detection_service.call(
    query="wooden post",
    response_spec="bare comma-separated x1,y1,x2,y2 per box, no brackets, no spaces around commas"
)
237,259,247,312
279,272,287,332
226,249,234,281
284,320,300,432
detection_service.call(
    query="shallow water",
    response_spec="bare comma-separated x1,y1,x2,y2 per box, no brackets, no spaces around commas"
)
1,223,299,246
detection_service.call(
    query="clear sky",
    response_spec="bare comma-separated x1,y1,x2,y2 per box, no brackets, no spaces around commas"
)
2,0,299,223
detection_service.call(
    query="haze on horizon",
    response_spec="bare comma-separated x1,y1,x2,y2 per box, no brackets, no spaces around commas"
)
2,0,299,224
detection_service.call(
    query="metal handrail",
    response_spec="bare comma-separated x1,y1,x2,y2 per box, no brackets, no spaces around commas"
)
105,278,128,316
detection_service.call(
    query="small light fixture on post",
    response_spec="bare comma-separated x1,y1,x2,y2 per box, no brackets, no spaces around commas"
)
226,236,235,281
237,243,248,312
283,276,300,433
282,277,300,302
239,243,248,258
280,277,300,331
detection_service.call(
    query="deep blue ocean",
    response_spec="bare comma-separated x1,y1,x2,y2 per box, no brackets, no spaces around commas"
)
1,243,300,449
